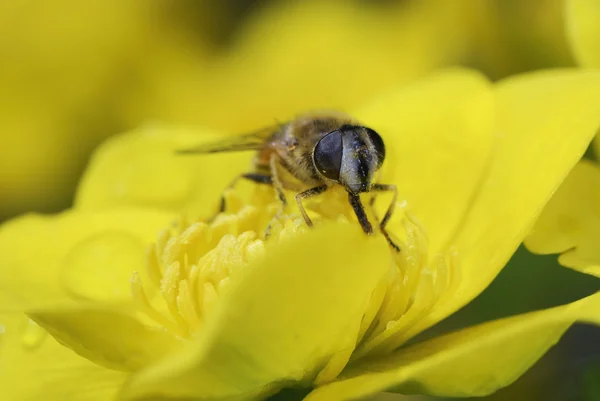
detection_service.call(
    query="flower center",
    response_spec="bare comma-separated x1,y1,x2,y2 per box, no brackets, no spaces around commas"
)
130,184,460,359
130,187,308,338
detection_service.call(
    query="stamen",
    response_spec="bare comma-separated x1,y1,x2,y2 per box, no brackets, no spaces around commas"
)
356,267,393,343
130,195,272,338
160,261,188,332
177,280,201,333
162,237,183,267
145,244,162,289
130,271,182,335
352,211,460,360
201,282,218,318
187,264,200,299
155,229,171,258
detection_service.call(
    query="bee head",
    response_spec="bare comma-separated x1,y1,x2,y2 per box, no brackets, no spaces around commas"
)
312,124,385,194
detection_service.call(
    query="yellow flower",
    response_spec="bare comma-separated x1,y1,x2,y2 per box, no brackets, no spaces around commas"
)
524,0,600,276
2,69,600,401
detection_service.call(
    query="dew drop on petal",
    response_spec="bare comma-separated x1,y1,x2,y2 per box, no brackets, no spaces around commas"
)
61,232,146,302
20,319,46,350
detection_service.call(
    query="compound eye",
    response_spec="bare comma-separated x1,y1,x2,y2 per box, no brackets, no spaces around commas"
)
365,128,385,168
313,130,343,180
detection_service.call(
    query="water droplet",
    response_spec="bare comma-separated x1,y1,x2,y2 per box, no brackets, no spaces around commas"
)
21,319,46,350
61,231,146,301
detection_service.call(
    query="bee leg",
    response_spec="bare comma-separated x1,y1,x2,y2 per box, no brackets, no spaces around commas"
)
219,173,273,213
371,184,397,229
368,195,379,220
295,185,329,227
348,193,373,234
269,153,288,208
370,183,400,252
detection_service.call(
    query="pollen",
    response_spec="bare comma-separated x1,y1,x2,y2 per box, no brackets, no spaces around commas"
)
130,187,307,338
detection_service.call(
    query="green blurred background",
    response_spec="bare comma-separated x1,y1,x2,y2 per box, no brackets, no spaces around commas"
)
1,0,598,400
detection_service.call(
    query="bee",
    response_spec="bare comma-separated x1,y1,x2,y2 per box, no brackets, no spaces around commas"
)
177,111,399,250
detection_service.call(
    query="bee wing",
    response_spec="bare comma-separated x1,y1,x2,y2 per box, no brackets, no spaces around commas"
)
176,126,281,155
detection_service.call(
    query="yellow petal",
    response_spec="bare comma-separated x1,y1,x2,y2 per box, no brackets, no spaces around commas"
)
401,69,600,340
28,304,181,371
355,69,494,255
75,125,252,218
305,292,600,401
525,160,600,277
120,223,389,400
0,313,127,401
566,0,600,68
0,208,174,308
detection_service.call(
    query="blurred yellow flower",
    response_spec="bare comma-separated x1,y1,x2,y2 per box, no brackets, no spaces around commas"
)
0,0,476,220
0,0,207,218
2,0,586,223
467,0,576,79
2,69,600,401
125,0,473,132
